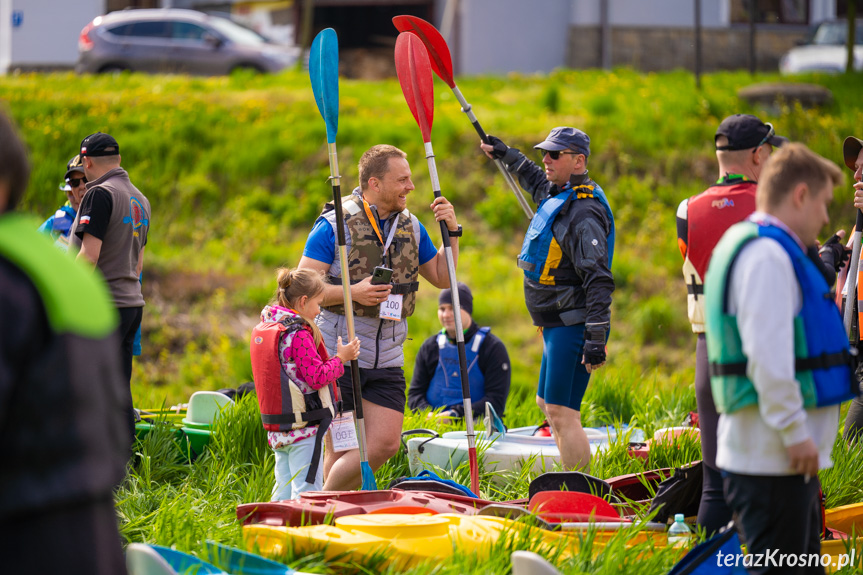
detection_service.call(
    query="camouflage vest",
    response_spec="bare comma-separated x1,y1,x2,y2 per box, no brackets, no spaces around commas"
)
321,193,419,319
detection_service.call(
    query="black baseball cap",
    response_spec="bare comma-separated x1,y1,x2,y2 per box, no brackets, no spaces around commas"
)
843,136,863,171
64,154,85,180
80,132,119,157
534,127,591,157
715,115,788,151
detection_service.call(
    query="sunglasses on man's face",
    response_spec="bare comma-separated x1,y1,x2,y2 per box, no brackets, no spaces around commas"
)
541,150,579,160
752,123,775,153
67,177,87,187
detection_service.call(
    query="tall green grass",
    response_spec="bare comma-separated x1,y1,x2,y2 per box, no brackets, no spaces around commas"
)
5,67,863,573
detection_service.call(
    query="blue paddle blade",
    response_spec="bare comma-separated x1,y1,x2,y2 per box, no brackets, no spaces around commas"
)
309,28,339,144
204,540,292,575
361,461,377,490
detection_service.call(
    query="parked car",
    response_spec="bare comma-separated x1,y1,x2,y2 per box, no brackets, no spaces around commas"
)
77,9,299,75
779,19,863,74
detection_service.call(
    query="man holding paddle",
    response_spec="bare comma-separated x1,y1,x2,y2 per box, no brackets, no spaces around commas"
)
298,144,461,490
481,127,615,472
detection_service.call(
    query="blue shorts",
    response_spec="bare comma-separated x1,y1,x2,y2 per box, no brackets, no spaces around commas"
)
536,324,591,411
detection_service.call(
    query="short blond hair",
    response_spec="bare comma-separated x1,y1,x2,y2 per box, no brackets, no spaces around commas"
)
756,143,844,211
358,145,407,190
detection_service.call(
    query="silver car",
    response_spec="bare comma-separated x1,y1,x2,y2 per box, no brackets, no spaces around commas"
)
779,19,863,74
77,9,299,75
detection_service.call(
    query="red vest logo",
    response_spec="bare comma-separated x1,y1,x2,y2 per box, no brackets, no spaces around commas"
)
711,198,735,209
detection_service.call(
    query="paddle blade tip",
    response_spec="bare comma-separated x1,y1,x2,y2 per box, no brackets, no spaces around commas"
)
309,28,339,143
391,15,455,87
394,32,434,143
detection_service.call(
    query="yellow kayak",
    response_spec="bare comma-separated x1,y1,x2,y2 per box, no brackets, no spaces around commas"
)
244,513,667,570
821,537,862,573
826,502,863,536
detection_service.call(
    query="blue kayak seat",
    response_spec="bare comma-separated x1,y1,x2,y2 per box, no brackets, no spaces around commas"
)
668,522,746,575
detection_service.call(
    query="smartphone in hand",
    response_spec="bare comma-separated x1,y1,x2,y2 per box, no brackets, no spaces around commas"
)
371,266,393,285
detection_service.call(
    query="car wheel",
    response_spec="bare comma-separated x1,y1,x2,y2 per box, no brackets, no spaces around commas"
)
98,64,129,75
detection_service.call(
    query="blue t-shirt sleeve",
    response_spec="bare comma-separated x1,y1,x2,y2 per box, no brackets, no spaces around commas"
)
303,218,336,264
416,220,437,266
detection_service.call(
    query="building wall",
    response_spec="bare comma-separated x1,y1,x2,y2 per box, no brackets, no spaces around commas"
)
456,0,570,75
1,0,104,72
569,25,808,71
571,0,728,28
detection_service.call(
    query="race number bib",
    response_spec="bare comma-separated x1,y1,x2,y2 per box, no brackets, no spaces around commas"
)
378,293,403,321
330,413,360,452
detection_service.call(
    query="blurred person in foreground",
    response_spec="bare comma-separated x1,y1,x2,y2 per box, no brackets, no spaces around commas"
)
705,143,858,574
0,112,130,573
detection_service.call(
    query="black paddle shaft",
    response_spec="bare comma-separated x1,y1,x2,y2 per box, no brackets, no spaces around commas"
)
432,189,472,410
331,183,365,421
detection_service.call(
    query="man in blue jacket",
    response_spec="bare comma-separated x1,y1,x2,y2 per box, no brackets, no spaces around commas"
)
481,127,615,472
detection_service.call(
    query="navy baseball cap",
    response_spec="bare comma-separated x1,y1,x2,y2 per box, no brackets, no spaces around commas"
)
843,136,863,171
64,154,85,180
534,127,591,157
80,132,119,157
715,115,787,151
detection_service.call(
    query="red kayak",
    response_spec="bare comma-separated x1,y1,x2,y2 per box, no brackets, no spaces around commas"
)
237,489,527,527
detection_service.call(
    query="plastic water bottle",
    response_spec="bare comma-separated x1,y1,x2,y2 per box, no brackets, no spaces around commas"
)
667,513,692,548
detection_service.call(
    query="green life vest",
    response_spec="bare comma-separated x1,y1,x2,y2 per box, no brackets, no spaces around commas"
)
0,212,126,517
0,213,117,337
705,220,855,414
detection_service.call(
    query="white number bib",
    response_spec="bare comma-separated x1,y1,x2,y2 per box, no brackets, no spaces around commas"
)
378,293,403,321
330,412,360,452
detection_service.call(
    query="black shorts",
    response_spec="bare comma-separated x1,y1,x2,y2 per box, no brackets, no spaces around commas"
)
335,367,406,414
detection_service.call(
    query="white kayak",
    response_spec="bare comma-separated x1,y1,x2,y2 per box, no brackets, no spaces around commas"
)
404,406,643,481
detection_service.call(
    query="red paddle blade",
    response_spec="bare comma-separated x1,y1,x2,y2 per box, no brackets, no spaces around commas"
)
392,15,455,88
394,32,434,143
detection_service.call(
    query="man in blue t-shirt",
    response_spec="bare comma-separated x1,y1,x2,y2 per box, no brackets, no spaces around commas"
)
299,144,462,491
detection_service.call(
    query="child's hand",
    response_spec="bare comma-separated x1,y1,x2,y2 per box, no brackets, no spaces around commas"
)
336,336,361,363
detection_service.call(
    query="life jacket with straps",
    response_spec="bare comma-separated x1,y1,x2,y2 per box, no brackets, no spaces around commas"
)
426,327,490,409
0,213,128,515
705,220,857,414
517,178,614,286
682,177,757,333
51,205,77,252
249,314,337,483
320,192,419,319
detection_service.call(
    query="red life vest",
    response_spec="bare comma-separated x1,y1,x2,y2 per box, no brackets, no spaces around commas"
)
682,179,757,332
249,316,339,484
249,317,337,432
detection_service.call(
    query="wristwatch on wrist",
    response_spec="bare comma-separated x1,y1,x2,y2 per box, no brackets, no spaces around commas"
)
448,224,463,237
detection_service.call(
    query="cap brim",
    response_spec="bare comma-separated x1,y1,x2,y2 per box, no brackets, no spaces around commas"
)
60,184,71,192
64,168,85,180
533,140,569,152
843,136,863,171
767,135,789,148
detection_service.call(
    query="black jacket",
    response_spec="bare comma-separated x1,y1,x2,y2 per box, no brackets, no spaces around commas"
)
502,149,615,328
408,323,511,418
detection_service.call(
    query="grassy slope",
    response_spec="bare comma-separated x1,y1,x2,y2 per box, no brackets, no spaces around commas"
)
3,68,863,572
